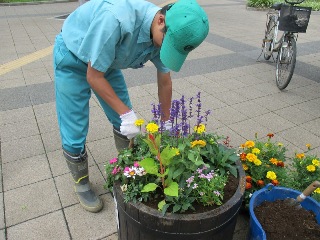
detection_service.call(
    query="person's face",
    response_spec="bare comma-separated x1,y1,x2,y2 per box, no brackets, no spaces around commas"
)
153,14,166,48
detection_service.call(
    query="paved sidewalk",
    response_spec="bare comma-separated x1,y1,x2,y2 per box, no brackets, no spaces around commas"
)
0,0,320,239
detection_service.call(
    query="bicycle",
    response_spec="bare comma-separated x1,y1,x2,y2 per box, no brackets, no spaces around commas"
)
259,0,312,90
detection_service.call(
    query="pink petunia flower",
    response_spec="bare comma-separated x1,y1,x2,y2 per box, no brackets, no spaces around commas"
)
134,161,139,167
109,158,118,164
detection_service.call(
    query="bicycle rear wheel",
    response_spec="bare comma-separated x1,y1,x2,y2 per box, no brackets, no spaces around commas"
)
264,15,276,60
276,35,296,90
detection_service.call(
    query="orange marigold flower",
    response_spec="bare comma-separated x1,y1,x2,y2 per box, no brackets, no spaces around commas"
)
271,179,279,186
257,180,265,186
269,158,278,165
306,143,311,150
246,176,252,183
296,153,305,159
277,161,284,167
267,133,274,138
240,152,247,161
245,182,252,189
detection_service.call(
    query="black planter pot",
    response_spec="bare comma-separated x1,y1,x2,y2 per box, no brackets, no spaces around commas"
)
113,160,246,240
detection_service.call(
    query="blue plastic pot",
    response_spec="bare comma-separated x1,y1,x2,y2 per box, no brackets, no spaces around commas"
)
248,184,320,240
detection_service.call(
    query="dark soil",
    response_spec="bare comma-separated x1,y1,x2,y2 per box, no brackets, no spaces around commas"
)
254,200,320,240
143,174,239,214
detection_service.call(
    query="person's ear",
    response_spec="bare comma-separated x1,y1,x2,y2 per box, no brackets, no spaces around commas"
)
158,14,165,27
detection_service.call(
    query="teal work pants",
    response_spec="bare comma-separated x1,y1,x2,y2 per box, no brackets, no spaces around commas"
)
53,34,132,154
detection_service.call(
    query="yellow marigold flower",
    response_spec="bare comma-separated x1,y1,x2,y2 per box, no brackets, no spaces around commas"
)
240,143,246,148
278,142,283,147
253,159,262,166
314,188,320,194
266,171,277,180
312,159,320,166
191,140,206,148
146,123,159,133
194,124,206,134
252,148,260,154
296,153,305,159
245,141,255,148
134,119,144,126
246,153,257,162
306,165,316,172
242,164,249,171
306,143,311,149
269,158,278,165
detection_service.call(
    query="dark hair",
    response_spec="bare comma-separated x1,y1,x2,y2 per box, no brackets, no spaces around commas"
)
160,3,174,15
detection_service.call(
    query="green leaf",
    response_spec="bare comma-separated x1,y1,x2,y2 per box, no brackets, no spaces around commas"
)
160,146,177,166
164,181,179,197
158,200,166,211
143,138,158,156
173,166,185,179
139,158,158,175
141,183,158,192
172,204,181,213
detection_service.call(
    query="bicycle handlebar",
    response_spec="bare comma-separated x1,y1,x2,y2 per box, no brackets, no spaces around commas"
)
285,0,305,5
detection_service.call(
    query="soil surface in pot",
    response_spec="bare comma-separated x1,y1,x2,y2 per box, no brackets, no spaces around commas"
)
144,174,239,214
254,199,320,240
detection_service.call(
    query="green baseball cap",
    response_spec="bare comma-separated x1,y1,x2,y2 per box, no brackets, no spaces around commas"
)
160,0,209,72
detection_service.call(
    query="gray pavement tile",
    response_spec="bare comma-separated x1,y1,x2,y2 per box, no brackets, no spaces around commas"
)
200,94,228,111
295,98,320,118
251,112,296,133
87,137,118,165
32,101,56,118
6,210,70,240
212,106,248,125
0,86,32,111
0,119,39,142
2,154,51,191
41,130,61,153
0,230,4,240
272,90,315,106
0,193,4,230
55,165,107,208
228,119,272,140
300,118,320,138
4,179,61,227
1,135,45,163
64,194,117,240
0,106,35,126
87,119,114,143
212,90,249,105
277,126,320,150
274,105,317,125
251,94,291,111
231,100,270,118
0,76,26,90
36,114,58,134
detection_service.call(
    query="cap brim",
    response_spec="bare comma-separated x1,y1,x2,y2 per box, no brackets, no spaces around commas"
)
160,35,188,72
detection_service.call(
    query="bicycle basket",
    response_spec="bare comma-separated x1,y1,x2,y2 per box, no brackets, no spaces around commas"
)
278,5,312,33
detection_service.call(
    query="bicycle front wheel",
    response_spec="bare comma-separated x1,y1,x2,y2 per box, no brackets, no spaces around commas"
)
276,35,296,90
264,15,276,60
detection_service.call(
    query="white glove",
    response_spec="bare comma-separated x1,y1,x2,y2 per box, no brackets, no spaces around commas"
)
120,110,140,139
164,120,172,131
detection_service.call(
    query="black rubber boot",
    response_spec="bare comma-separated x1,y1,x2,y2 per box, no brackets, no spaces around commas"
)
63,148,103,213
113,127,130,152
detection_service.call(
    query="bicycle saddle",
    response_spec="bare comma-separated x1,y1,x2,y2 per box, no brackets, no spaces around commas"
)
271,3,282,10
